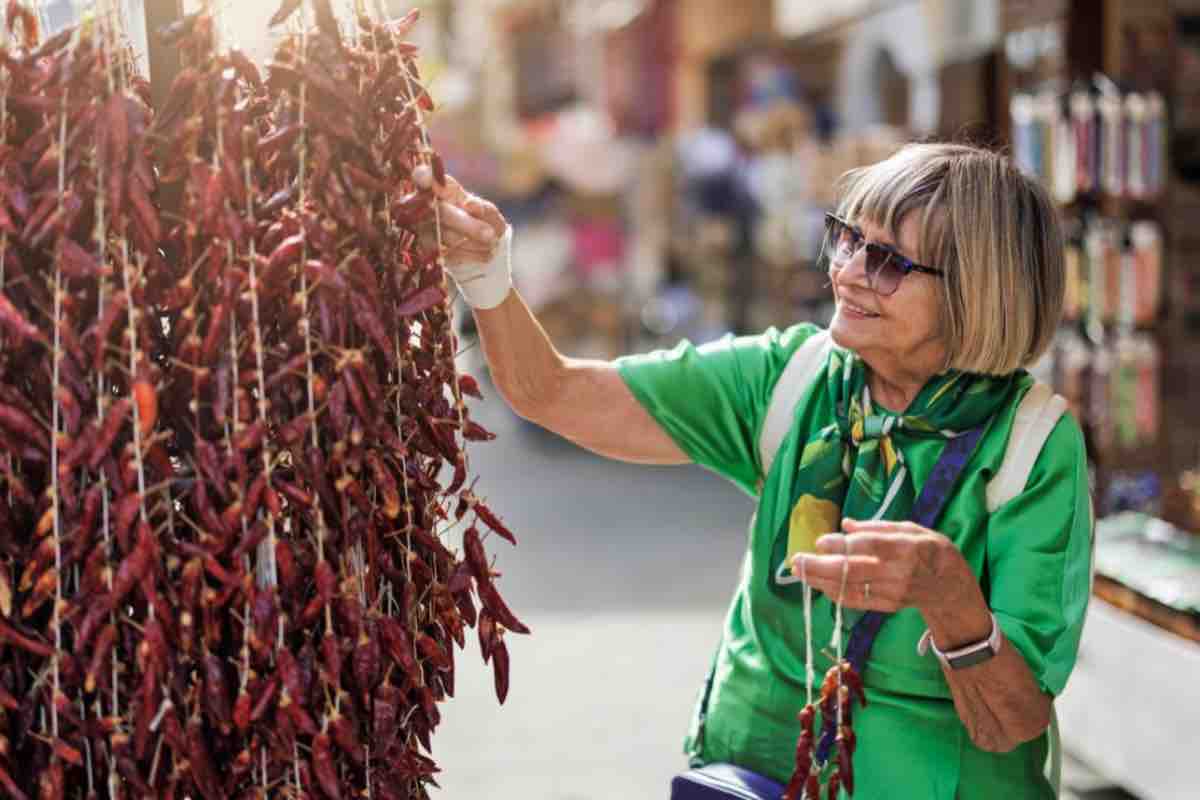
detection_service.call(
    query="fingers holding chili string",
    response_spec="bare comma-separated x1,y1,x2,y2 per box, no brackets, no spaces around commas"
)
791,552,882,585
791,542,902,611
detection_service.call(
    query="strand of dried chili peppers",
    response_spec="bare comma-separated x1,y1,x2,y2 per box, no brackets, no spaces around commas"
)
0,1,531,797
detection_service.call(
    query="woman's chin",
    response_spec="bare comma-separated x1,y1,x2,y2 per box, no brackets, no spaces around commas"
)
829,309,876,351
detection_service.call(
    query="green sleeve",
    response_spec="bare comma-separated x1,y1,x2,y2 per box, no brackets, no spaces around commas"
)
615,324,821,497
985,414,1093,696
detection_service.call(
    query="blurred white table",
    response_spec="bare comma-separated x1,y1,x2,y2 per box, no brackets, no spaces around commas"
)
1057,598,1200,800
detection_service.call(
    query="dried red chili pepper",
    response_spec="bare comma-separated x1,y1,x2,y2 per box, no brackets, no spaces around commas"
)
0,764,28,800
837,736,855,794
476,579,530,635
83,623,117,693
825,770,841,800
186,715,223,800
492,636,510,705
470,495,518,545
415,631,450,672
36,762,63,800
0,403,48,452
311,732,341,800
203,651,234,734
108,522,155,611
838,661,867,708
87,397,130,470
0,293,45,344
373,617,413,680
781,774,805,800
430,153,447,187
232,686,252,733
250,675,280,723
395,285,445,317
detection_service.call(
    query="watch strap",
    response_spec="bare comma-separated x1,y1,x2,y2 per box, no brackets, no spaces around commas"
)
917,612,1003,670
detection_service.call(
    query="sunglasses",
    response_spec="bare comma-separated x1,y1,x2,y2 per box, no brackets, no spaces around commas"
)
822,214,944,297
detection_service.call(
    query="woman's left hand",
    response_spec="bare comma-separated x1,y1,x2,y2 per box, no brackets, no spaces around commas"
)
790,518,975,616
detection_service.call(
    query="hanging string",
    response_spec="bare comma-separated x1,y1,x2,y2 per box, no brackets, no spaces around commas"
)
832,542,849,730
801,559,813,708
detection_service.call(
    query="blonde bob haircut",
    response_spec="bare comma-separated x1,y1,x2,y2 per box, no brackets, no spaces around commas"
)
835,142,1065,376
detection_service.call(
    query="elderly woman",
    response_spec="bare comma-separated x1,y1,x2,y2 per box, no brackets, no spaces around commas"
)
420,142,1092,799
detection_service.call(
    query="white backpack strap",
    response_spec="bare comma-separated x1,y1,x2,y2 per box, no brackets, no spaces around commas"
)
984,379,1072,797
986,381,1069,512
759,331,833,480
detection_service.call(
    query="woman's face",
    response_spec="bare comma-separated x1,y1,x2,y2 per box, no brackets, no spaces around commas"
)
827,213,947,380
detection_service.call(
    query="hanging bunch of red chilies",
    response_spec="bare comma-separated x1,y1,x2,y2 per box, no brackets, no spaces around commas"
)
0,1,528,798
782,661,866,800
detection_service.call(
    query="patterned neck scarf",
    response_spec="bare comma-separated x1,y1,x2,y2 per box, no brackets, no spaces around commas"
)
771,347,1016,592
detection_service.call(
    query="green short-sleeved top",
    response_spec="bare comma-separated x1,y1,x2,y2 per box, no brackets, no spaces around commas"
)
616,324,1092,800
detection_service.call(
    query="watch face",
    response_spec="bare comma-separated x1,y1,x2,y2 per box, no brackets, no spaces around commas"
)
948,646,996,670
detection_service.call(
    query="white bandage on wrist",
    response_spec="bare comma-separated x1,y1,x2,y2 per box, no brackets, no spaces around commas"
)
448,226,513,310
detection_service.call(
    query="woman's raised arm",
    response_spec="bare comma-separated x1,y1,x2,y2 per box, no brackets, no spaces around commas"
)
474,288,688,466
413,166,687,466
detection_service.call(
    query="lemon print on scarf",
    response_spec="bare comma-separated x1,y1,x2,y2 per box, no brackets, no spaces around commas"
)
788,494,841,557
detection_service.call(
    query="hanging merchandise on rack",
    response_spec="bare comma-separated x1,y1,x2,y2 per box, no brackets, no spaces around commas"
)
1130,221,1164,327
1061,216,1163,328
1053,328,1160,489
1051,213,1163,461
1011,83,1168,203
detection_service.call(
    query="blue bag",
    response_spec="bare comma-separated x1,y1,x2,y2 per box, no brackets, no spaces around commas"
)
670,764,784,800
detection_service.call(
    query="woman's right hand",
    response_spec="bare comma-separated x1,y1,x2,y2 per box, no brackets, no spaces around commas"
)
412,164,509,270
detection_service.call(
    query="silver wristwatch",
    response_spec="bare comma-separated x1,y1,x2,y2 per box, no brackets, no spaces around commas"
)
917,612,1003,670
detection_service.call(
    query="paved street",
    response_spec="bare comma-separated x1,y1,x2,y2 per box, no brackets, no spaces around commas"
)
430,369,1139,799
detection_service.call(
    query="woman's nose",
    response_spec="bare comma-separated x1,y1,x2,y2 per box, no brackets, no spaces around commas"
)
832,246,872,290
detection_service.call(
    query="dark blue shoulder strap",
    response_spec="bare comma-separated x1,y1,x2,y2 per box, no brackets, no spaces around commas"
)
815,425,985,765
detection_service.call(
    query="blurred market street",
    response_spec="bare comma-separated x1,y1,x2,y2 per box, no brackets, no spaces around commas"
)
430,369,1137,800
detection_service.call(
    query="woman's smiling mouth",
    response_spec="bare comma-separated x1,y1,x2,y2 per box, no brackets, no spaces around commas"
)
839,296,880,318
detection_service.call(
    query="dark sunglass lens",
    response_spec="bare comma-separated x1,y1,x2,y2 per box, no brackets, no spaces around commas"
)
822,219,841,260
828,220,856,261
865,245,903,295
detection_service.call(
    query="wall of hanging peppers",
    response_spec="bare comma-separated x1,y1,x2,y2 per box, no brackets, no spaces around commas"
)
0,1,529,798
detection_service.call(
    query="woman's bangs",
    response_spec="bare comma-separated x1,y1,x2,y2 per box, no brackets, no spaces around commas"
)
834,152,950,265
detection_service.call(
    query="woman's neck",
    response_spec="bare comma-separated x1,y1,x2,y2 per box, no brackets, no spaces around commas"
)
865,364,937,413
